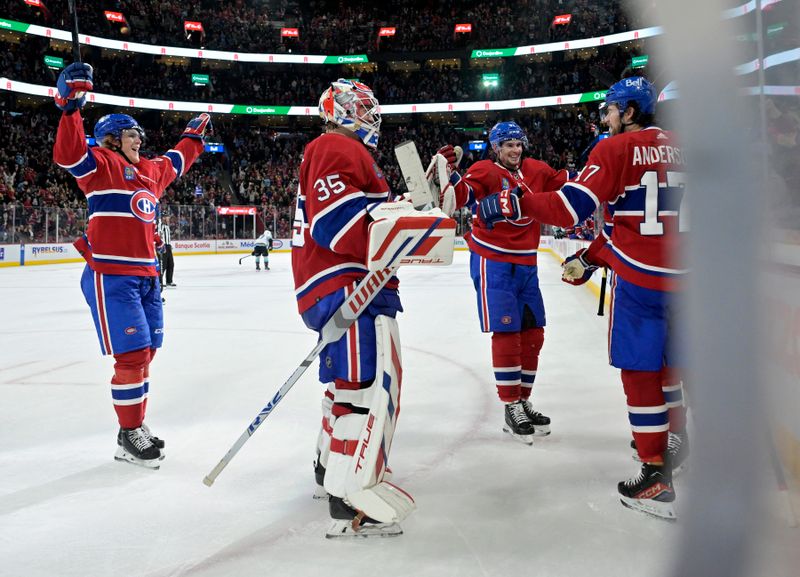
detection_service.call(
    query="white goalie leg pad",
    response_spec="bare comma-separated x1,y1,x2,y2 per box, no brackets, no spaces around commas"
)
315,383,335,468
324,315,413,522
367,204,455,270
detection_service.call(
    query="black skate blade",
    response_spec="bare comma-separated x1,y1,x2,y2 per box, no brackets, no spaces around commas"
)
114,448,161,470
619,496,677,522
325,520,403,539
502,426,534,445
532,425,551,437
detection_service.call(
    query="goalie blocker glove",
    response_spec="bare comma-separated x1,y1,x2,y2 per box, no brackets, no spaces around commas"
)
561,248,599,285
54,63,93,112
182,113,213,141
478,187,521,229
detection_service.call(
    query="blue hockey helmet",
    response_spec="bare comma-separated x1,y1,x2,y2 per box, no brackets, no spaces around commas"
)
489,121,528,152
603,76,657,117
94,113,145,141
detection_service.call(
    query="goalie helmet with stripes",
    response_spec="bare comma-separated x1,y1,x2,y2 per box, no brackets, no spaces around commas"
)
318,79,381,148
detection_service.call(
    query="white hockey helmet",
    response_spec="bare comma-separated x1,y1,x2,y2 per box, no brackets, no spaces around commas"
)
318,79,381,148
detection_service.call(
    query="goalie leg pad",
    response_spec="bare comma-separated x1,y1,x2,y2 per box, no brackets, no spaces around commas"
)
324,315,411,522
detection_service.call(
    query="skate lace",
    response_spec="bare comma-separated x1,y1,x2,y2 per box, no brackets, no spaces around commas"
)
523,401,543,418
508,402,529,425
127,427,154,451
623,468,646,488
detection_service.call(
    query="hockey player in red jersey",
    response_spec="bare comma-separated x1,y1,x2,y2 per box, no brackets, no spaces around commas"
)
291,79,415,537
52,62,210,469
478,77,688,520
434,122,567,444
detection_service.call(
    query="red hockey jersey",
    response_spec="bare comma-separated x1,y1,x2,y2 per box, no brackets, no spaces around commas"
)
454,158,567,265
291,132,395,313
521,127,687,291
53,111,203,276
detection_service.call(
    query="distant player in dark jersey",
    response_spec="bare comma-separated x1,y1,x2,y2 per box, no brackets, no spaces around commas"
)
478,76,688,520
434,122,567,444
291,79,415,537
52,63,210,469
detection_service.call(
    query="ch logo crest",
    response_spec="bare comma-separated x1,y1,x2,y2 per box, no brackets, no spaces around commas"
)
130,189,158,223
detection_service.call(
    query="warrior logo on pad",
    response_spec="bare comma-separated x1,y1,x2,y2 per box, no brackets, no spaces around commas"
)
130,189,158,222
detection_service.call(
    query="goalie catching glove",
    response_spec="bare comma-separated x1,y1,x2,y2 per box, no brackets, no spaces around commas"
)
478,187,521,229
561,248,599,285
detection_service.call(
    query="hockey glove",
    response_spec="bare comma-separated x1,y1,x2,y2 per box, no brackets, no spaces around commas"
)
478,187,521,230
561,248,599,285
182,113,213,141
55,63,93,112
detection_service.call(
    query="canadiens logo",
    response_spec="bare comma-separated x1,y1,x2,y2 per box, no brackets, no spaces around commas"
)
124,327,138,335
373,163,383,180
124,166,136,181
130,189,158,223
501,315,512,325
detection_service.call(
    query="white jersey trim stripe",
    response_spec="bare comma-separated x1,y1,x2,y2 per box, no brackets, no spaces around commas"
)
88,212,135,220
56,151,89,170
295,262,369,295
85,189,137,199
92,253,156,263
608,241,690,274
329,209,367,252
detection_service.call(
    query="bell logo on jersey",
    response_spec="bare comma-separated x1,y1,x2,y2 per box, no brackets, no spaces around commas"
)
130,189,158,223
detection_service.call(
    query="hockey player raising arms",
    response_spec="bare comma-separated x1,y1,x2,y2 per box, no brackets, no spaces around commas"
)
291,79,416,537
478,77,688,521
52,63,211,469
434,122,568,444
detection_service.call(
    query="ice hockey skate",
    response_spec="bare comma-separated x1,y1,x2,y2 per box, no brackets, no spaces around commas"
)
522,399,551,436
140,423,165,451
325,496,403,539
631,431,689,475
502,400,535,445
618,461,676,521
115,427,163,469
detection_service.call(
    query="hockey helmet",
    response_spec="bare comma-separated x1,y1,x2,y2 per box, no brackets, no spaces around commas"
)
318,79,381,148
602,76,657,118
94,113,145,142
489,121,529,153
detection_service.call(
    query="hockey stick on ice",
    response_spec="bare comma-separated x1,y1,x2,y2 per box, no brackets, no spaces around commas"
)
203,266,397,486
238,254,252,265
597,267,608,316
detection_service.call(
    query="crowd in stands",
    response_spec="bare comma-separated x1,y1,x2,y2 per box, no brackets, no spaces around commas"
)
0,31,637,107
0,102,598,242
7,0,647,56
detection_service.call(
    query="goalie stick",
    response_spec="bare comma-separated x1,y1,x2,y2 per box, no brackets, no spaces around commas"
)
203,265,396,486
395,141,438,209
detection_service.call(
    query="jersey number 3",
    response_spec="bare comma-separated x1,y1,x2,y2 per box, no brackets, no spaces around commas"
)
639,170,688,236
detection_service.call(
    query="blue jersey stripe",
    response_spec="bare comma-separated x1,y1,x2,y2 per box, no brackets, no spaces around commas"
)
67,150,98,179
312,198,367,249
88,192,135,215
560,183,599,222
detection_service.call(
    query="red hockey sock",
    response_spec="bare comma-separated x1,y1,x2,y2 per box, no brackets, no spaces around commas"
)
621,369,668,463
111,348,149,429
520,327,544,401
491,332,521,403
660,366,687,432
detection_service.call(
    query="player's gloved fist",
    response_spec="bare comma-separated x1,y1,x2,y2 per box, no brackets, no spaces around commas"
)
478,187,521,229
55,62,93,112
182,113,212,141
436,145,458,167
561,248,599,285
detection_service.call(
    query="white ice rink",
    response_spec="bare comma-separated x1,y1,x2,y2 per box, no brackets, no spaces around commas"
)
1,251,795,577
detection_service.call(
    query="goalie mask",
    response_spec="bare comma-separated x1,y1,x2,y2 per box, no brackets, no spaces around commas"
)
319,79,381,148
